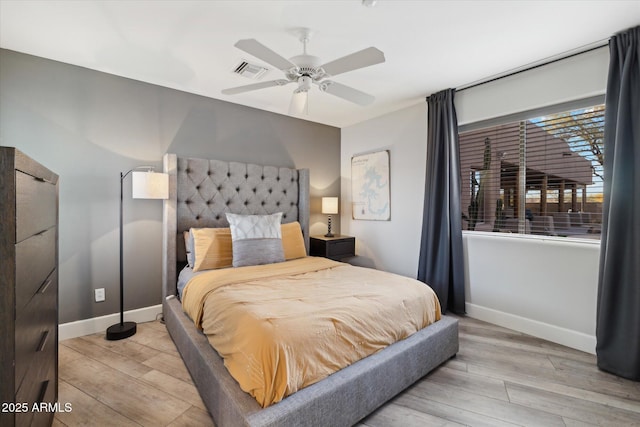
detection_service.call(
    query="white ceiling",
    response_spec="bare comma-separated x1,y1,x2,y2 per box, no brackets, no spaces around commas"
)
1,1,639,128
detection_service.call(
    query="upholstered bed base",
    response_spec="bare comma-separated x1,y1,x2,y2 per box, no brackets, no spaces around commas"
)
164,296,458,427
161,153,459,426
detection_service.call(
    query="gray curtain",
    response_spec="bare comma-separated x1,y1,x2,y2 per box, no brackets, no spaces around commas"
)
596,26,640,381
418,89,465,314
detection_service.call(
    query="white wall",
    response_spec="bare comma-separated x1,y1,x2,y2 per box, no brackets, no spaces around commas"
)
464,233,600,353
341,102,427,278
340,46,609,354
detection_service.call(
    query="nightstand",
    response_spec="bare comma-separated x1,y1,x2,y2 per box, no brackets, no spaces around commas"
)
310,235,356,260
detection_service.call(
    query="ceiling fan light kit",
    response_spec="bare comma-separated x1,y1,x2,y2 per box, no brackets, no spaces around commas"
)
222,28,385,115
289,75,311,115
296,75,312,92
289,90,309,116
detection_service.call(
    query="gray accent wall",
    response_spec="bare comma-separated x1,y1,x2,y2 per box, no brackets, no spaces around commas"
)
0,49,340,324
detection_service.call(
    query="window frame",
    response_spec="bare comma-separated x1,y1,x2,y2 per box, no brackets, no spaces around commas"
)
458,94,605,244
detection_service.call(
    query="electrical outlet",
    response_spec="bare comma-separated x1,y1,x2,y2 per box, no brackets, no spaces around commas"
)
95,288,105,302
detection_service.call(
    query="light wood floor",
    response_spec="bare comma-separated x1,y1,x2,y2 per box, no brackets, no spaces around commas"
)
54,316,640,427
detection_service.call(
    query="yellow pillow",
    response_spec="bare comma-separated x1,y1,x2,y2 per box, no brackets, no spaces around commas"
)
282,222,307,260
190,222,306,271
191,227,233,272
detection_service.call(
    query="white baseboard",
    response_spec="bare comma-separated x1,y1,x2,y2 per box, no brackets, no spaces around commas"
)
59,304,163,341
465,303,596,354
60,303,596,353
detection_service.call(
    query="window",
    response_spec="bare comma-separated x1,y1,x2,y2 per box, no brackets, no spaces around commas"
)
459,103,604,239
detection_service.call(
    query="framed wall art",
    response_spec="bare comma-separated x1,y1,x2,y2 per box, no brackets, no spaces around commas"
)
351,150,390,220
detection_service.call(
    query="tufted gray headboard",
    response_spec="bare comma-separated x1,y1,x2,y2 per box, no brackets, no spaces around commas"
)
161,153,310,299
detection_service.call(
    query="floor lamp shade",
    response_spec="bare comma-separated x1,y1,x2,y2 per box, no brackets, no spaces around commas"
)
132,171,169,199
107,168,169,341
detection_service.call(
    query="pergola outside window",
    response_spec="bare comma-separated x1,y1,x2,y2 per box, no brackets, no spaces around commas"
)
459,104,604,239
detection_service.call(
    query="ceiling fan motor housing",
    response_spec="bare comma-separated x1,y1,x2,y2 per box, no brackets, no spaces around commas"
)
287,54,325,80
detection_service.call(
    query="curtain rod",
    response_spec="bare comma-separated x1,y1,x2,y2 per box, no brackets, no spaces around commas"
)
457,39,609,92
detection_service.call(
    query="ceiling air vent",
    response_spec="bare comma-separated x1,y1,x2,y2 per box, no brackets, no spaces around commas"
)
232,60,269,80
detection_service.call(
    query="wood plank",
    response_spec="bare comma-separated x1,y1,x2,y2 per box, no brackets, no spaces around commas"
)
382,391,520,427
426,366,509,402
54,380,140,427
127,326,181,357
562,416,599,426
456,336,557,372
548,355,640,399
459,330,595,365
506,382,640,425
467,362,640,413
63,337,153,379
139,370,206,411
166,406,215,427
142,353,194,384
407,380,566,426
52,419,68,427
59,356,190,426
442,356,468,372
58,343,85,366
362,402,465,427
458,316,593,364
457,316,527,337
78,333,159,365
141,320,168,333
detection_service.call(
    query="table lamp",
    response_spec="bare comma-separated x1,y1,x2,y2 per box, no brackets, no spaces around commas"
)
322,197,339,237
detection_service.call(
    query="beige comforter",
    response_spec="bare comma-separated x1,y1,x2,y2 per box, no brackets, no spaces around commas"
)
182,256,441,407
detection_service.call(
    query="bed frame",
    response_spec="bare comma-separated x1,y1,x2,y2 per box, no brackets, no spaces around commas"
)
161,153,459,427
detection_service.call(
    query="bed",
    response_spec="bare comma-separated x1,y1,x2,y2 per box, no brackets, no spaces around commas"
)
161,153,459,427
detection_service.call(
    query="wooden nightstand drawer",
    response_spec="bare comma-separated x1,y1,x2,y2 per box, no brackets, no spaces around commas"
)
310,235,355,260
327,239,355,258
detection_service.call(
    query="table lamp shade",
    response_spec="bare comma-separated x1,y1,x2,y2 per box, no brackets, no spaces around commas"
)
132,171,169,199
322,197,339,215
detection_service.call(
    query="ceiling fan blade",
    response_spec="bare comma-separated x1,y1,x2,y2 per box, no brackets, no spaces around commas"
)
235,39,297,71
319,81,375,106
222,79,291,95
320,47,385,77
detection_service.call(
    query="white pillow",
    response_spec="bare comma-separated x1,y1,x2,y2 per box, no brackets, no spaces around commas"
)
225,212,285,267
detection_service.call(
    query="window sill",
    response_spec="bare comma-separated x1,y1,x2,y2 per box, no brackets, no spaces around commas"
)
462,230,601,246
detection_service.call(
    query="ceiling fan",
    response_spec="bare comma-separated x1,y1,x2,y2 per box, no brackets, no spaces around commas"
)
221,28,385,115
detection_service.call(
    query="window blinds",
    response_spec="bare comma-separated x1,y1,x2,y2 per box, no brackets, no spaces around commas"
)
459,104,604,238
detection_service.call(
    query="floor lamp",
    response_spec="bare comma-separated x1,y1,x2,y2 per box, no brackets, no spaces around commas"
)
106,168,169,341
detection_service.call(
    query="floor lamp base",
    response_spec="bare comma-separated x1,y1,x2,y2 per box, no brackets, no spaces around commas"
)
106,321,137,340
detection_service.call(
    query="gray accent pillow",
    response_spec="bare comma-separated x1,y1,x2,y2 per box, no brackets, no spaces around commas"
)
226,212,285,267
